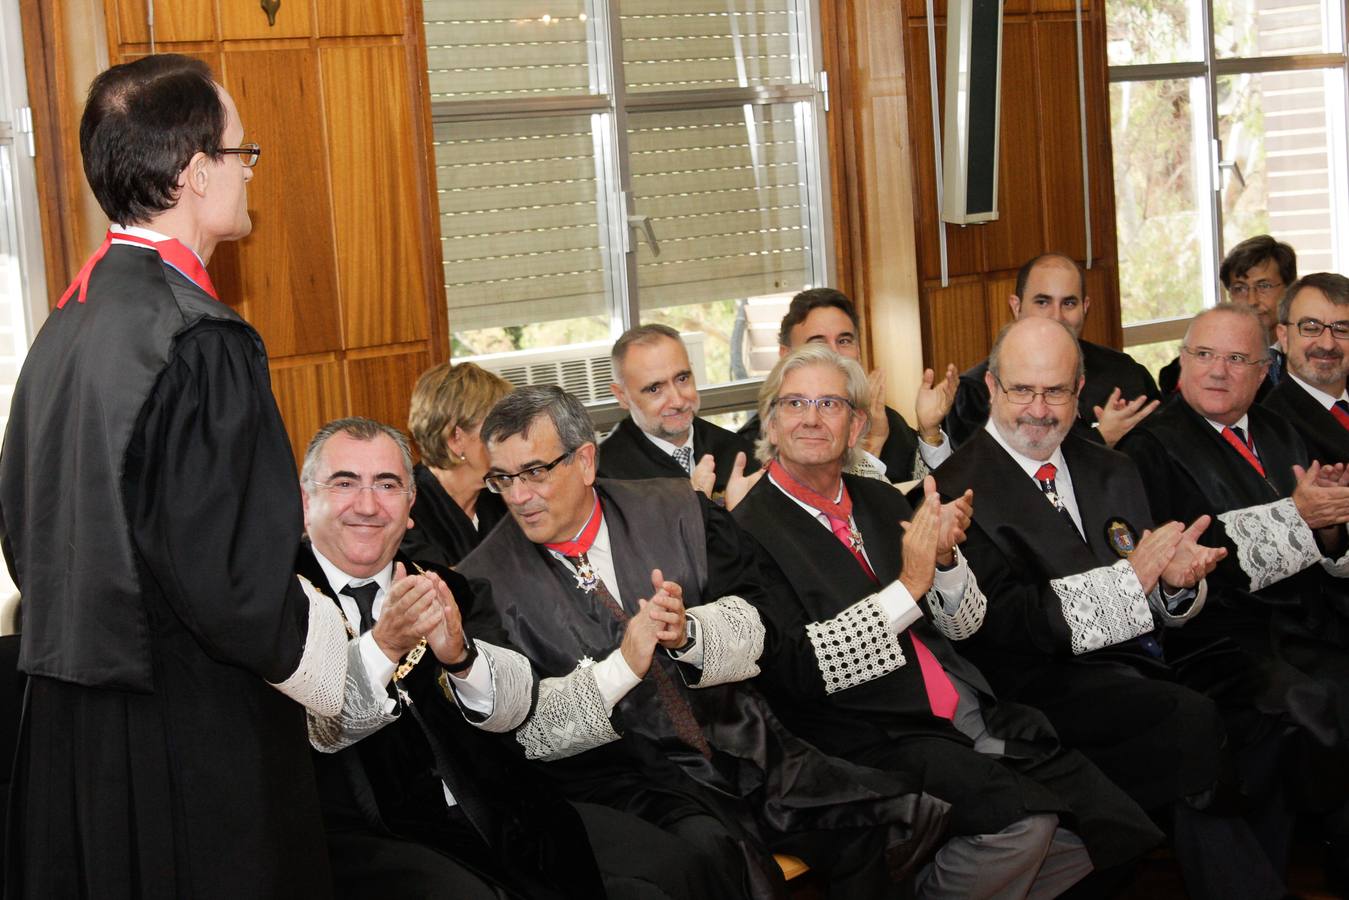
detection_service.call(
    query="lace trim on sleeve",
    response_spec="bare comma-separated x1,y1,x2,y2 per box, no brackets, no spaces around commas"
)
686,596,763,687
805,595,907,695
1218,497,1321,591
307,636,396,753
515,666,620,761
926,569,986,641
844,453,890,483
910,449,930,483
1322,546,1349,578
1050,559,1154,655
271,581,348,717
447,641,535,733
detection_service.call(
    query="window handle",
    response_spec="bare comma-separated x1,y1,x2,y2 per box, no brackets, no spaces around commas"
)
1218,158,1246,189
627,214,661,257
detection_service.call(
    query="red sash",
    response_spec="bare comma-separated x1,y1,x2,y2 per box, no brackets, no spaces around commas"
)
58,229,218,308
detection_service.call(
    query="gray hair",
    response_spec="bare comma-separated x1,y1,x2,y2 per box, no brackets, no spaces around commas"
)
755,343,870,468
1182,303,1270,359
301,416,416,492
988,317,1085,383
480,384,597,454
611,323,683,373
1278,272,1349,325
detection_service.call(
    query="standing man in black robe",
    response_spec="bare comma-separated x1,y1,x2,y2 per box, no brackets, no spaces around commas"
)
738,288,958,483
1118,303,1349,889
1263,273,1349,465
299,417,719,899
935,316,1307,899
733,344,1162,897
460,386,963,899
0,55,350,897
945,254,1160,448
600,323,760,499
1158,235,1297,395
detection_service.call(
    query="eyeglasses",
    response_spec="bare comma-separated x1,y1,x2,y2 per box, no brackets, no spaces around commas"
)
1180,346,1268,368
992,377,1077,406
1287,317,1349,341
484,450,574,494
772,394,853,419
219,143,261,168
308,477,411,499
1227,280,1282,299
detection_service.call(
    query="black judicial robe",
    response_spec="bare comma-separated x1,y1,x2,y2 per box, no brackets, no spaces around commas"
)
0,245,328,898
945,340,1160,448
1160,349,1284,399
933,430,1232,811
598,415,759,493
1263,377,1349,467
400,463,507,567
459,478,949,892
298,546,610,900
1117,397,1349,742
733,474,1162,866
739,406,923,482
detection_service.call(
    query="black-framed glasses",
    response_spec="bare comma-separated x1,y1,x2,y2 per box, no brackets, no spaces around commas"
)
1180,346,1268,368
1227,280,1282,299
992,377,1076,406
307,477,411,499
1287,317,1349,341
772,394,854,418
219,143,261,168
484,450,574,494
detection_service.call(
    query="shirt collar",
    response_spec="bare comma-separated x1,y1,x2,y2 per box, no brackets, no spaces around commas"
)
1287,370,1348,409
109,223,207,267
641,426,693,458
1203,412,1250,434
311,545,394,600
984,418,1068,480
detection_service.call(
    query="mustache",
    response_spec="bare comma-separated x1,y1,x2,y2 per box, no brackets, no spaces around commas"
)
1306,348,1344,361
1016,414,1060,428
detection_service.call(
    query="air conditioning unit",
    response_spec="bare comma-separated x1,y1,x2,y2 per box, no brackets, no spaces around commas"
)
459,333,708,405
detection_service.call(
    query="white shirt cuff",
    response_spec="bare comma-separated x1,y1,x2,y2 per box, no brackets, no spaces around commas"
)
932,550,970,613
592,649,642,713
875,580,924,633
447,654,495,715
916,430,953,467
357,631,398,714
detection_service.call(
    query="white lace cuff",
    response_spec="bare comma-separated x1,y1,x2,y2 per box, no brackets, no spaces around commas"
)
271,582,349,716
452,641,535,733
805,595,907,694
926,563,987,641
1050,559,1154,655
515,665,620,761
686,596,763,688
308,636,397,753
845,452,890,483
1322,544,1349,578
1218,497,1322,591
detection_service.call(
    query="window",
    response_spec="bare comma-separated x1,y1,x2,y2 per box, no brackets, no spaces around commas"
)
421,1,832,405
1107,0,1349,371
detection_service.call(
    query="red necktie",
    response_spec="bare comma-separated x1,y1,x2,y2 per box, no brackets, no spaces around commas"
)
1332,400,1349,432
58,229,217,308
1221,426,1265,477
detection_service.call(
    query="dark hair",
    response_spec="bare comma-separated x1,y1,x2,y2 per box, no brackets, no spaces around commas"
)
1014,253,1085,300
778,288,860,347
480,385,596,454
611,323,682,371
1219,235,1297,289
80,54,227,225
1279,272,1349,324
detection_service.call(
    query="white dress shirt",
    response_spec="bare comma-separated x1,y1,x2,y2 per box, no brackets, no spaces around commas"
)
1287,371,1349,410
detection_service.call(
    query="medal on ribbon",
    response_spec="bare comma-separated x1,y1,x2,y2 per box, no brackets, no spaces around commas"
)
574,556,599,592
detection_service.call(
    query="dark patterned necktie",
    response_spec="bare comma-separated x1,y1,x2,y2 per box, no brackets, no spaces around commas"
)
340,581,379,634
1034,463,1083,538
564,553,712,758
1221,425,1265,477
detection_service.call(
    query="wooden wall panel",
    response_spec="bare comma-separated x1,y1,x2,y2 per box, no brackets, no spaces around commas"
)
1081,264,1115,346
985,274,1018,341
981,20,1042,273
347,348,433,435
114,0,213,43
219,0,311,40
321,44,429,350
271,357,348,464
923,281,989,370
219,47,342,358
1036,19,1093,261
318,1,404,37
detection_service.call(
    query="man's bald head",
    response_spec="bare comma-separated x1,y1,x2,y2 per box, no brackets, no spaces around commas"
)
986,318,1085,460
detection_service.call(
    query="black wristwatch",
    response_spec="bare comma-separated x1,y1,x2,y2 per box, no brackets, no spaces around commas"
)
444,637,478,674
674,615,698,654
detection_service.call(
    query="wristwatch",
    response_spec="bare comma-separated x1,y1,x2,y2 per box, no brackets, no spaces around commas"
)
674,615,698,654
444,636,478,674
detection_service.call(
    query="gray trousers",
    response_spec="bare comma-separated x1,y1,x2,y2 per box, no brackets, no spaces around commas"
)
914,814,1093,900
